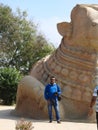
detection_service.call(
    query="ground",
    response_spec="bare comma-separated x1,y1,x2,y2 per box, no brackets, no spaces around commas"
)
0,105,97,130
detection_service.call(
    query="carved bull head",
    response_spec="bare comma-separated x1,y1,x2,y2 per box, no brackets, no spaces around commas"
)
57,4,98,51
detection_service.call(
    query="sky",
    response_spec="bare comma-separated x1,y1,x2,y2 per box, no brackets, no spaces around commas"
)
0,0,98,48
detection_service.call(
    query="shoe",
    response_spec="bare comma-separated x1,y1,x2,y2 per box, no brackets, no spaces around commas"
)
49,120,52,123
57,120,61,123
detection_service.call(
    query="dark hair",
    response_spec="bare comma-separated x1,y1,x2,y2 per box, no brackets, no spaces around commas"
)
50,76,55,79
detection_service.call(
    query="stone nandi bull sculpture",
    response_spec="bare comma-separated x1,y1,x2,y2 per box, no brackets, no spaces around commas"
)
14,4,98,121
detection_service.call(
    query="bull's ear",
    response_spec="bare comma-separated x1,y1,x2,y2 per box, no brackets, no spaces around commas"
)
57,22,72,37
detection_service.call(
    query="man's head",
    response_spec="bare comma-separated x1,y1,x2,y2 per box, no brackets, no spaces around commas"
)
50,76,55,84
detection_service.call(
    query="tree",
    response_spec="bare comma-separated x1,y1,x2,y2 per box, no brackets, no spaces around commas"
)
0,4,55,74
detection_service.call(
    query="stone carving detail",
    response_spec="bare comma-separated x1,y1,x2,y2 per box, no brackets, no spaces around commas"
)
15,4,98,121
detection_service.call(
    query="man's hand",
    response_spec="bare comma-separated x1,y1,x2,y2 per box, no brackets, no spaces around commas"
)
88,107,93,117
54,92,58,96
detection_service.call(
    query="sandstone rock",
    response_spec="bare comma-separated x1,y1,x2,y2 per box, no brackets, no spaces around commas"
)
15,76,48,119
15,4,98,121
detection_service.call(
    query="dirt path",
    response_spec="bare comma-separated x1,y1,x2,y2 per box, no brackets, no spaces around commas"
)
0,105,96,130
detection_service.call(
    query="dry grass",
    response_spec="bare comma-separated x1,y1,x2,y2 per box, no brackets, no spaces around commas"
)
15,118,34,130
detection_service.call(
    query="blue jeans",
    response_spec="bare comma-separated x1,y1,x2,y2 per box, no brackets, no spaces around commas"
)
48,99,60,121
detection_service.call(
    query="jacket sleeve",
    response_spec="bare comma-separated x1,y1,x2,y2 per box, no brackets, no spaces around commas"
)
44,85,49,100
57,84,61,95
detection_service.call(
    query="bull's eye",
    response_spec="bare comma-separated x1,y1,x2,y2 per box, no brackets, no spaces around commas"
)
92,22,97,26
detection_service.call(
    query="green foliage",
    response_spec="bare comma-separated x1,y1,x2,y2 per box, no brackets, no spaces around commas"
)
0,67,22,105
0,4,55,75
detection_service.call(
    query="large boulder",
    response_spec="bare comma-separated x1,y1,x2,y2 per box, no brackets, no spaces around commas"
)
15,4,98,121
15,76,48,119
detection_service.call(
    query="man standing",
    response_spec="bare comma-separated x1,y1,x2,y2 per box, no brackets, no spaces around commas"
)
89,85,98,130
44,76,61,123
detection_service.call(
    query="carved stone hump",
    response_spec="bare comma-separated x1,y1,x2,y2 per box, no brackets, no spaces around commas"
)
15,4,98,121
15,76,48,119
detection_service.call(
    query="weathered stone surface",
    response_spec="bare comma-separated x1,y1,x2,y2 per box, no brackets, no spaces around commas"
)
15,4,98,121
15,76,48,119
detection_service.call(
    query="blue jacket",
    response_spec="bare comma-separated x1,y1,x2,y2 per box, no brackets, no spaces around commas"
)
44,83,61,100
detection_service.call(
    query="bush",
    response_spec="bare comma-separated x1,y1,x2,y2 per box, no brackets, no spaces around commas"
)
15,118,34,130
0,67,22,105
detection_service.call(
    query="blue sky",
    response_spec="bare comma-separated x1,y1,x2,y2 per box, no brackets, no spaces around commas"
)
0,0,98,47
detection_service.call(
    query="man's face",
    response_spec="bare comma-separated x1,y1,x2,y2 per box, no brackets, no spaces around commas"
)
50,78,55,84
